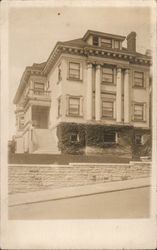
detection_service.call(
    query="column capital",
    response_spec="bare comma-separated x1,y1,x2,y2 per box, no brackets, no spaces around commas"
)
117,66,122,73
124,68,130,74
87,62,93,69
95,63,102,70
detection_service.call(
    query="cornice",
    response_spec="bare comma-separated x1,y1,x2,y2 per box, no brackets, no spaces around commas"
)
14,42,152,105
42,44,151,76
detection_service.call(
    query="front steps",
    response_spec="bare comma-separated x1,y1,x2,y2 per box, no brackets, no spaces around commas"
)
33,129,59,154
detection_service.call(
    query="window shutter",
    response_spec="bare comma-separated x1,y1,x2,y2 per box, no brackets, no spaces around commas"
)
113,100,116,119
131,103,134,121
80,97,83,116
144,72,147,89
80,63,83,80
66,95,69,115
143,103,146,121
113,68,116,85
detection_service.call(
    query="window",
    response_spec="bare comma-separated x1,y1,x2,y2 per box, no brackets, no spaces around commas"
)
70,132,79,142
135,134,143,145
101,38,112,48
134,71,144,87
69,62,80,80
58,64,62,82
104,132,116,143
34,82,44,94
69,97,80,116
134,104,144,121
102,67,114,83
19,116,24,129
102,101,114,118
58,97,61,117
114,40,120,49
93,36,99,46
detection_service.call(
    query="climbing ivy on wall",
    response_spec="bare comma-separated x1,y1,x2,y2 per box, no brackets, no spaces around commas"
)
56,122,136,155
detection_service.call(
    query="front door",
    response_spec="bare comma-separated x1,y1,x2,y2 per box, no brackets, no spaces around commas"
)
32,106,49,129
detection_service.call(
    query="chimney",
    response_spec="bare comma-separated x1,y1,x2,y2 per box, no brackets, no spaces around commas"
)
127,32,136,52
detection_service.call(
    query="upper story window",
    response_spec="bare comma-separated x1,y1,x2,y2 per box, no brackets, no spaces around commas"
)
134,71,144,88
101,38,112,48
58,97,62,117
19,116,24,129
58,64,62,82
133,103,145,121
69,97,80,116
70,132,80,142
34,82,44,94
102,100,114,118
102,67,114,84
135,134,143,145
69,62,80,80
114,40,120,49
93,36,99,46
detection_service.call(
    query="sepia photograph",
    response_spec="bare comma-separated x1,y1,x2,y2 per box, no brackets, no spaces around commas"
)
1,0,157,249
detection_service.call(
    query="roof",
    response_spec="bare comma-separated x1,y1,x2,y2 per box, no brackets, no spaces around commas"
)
83,29,126,41
14,30,151,105
13,62,46,104
60,38,87,48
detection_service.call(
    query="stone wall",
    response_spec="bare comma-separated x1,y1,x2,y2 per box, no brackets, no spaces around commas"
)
8,162,151,194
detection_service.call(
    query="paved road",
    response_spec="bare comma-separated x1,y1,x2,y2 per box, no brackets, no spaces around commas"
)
9,187,150,219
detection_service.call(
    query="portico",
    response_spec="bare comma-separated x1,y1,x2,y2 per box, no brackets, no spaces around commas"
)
86,62,130,123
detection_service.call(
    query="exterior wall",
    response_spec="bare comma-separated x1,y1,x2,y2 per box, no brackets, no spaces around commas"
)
8,162,151,194
48,56,63,129
130,65,150,128
56,122,151,158
61,54,87,124
15,137,24,153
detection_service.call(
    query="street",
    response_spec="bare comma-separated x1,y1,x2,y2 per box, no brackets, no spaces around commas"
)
9,186,150,219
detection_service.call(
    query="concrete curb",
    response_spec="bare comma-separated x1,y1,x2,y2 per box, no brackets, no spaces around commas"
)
9,177,150,207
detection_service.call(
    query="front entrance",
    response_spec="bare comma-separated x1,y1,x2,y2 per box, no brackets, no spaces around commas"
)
32,106,49,129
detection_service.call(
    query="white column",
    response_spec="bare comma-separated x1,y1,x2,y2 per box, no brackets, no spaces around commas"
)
116,67,122,122
95,64,101,121
124,69,130,123
86,63,93,120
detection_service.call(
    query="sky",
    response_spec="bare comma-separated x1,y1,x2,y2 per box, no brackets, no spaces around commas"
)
8,4,152,139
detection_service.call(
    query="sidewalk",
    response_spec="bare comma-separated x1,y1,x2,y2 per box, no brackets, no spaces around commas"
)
9,177,150,207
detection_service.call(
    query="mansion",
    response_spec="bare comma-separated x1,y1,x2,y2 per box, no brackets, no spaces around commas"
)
13,30,152,159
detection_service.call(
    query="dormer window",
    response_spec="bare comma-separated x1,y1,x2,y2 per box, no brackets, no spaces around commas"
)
114,40,120,49
93,36,99,46
101,38,112,48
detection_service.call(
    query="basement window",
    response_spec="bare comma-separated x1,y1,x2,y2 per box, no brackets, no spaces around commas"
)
70,132,79,142
104,132,116,143
135,135,143,145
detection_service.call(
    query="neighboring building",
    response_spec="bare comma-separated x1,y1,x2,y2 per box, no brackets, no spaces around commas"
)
13,30,152,159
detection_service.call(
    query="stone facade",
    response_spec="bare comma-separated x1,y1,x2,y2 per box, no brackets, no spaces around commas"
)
9,162,151,194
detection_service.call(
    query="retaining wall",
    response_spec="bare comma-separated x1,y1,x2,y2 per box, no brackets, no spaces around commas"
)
8,162,151,194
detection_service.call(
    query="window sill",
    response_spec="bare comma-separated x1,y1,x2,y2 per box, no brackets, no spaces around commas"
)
133,86,146,89
66,114,83,118
132,119,146,123
67,78,83,82
101,117,116,120
103,142,117,144
101,82,116,86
